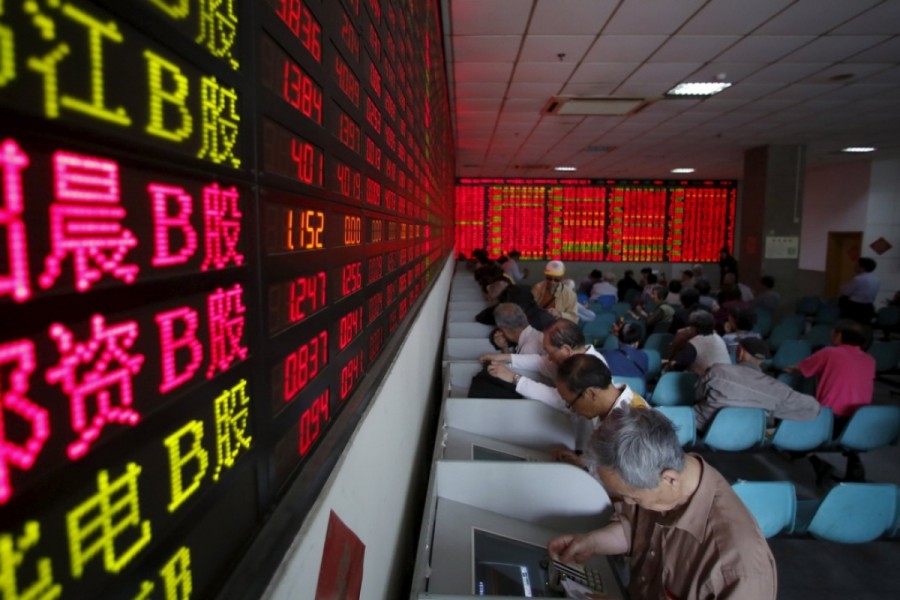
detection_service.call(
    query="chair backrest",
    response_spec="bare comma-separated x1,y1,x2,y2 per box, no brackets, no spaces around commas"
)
796,295,822,316
613,376,646,398
582,319,613,346
610,302,631,318
644,332,673,356
768,315,806,351
867,340,900,373
802,324,833,350
876,305,900,328
644,349,662,382
602,335,620,350
649,372,698,406
770,407,834,452
654,406,696,446
732,481,797,538
770,339,812,371
892,487,900,538
806,483,897,543
702,407,767,451
813,304,841,325
837,405,900,451
752,309,773,337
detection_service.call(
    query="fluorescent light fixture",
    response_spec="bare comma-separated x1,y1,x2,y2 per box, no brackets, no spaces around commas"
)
666,82,731,97
671,168,695,174
554,166,577,172
841,146,876,153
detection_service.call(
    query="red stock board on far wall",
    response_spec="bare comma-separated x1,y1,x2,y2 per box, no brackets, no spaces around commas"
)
455,178,737,262
0,1,454,598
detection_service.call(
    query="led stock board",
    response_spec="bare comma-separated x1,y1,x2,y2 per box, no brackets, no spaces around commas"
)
0,0,454,597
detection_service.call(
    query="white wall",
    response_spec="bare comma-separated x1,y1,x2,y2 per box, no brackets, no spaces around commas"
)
798,161,870,271
262,261,452,600
865,159,900,306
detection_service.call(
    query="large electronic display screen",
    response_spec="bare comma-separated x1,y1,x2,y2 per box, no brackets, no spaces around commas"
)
456,178,736,262
0,0,454,597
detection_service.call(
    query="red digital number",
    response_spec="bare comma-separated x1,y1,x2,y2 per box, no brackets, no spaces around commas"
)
365,96,382,134
336,162,361,200
365,138,382,169
340,262,363,297
299,390,330,456
337,112,360,153
283,330,328,400
276,0,322,61
368,326,384,362
340,352,364,399
367,256,383,284
368,63,382,98
365,178,381,206
282,60,323,124
367,291,384,323
340,10,360,61
338,306,364,350
291,138,323,185
334,55,361,107
285,208,324,250
343,215,361,245
288,271,327,323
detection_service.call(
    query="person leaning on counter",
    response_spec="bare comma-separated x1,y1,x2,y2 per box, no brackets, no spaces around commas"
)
549,406,777,599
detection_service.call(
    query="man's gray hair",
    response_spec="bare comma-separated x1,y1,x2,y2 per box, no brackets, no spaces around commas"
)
688,309,715,335
493,302,528,329
586,406,684,489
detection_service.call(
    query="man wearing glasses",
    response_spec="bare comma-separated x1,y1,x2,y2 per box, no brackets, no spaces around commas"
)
531,260,578,323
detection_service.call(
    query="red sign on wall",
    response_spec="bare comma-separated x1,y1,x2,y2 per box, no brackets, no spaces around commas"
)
316,510,365,600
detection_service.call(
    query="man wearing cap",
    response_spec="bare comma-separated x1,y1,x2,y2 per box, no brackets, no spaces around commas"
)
694,337,819,432
531,260,578,323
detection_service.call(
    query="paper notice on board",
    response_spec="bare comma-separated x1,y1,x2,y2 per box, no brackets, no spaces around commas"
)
764,236,799,259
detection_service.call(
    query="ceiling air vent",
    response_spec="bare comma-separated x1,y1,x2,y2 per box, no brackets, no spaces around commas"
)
512,164,551,170
584,145,615,153
543,97,648,116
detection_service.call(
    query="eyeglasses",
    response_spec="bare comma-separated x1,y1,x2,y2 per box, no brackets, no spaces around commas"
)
566,388,587,411
546,276,562,282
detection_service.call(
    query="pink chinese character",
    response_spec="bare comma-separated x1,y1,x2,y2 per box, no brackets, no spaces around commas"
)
45,315,145,460
0,139,31,302
38,151,139,292
206,284,247,378
0,340,49,504
200,183,243,271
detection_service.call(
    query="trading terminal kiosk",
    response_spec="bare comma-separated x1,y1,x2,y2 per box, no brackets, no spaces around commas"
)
410,461,625,598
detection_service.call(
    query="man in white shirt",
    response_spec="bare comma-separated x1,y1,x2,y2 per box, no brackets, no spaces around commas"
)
839,257,880,324
480,319,608,412
490,303,544,355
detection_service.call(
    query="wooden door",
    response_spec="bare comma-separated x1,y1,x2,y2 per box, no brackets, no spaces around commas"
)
825,231,862,298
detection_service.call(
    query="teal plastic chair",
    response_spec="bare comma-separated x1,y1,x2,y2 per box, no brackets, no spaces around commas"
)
610,302,631,318
802,324,833,350
813,304,841,325
868,341,900,374
875,306,900,338
649,372,698,406
796,296,822,317
701,407,767,451
732,481,797,538
768,315,806,351
644,349,662,382
770,407,834,452
644,332,673,358
834,405,900,452
768,339,812,372
602,335,620,350
654,406,696,447
892,487,900,538
752,309,773,338
614,376,646,397
795,483,897,543
583,318,614,347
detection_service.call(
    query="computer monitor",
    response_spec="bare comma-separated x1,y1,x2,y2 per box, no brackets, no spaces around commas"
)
473,529,552,597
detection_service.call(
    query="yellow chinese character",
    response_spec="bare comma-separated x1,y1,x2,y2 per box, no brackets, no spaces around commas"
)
213,379,252,481
0,521,62,600
196,76,240,168
195,0,238,70
66,463,152,578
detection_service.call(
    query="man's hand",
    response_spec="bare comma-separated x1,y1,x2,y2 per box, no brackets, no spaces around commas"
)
547,308,561,318
552,448,585,468
548,533,599,565
479,352,509,363
491,329,511,353
487,362,516,383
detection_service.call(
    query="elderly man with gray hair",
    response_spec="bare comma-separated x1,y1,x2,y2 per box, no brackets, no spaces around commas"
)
490,303,544,355
549,406,777,599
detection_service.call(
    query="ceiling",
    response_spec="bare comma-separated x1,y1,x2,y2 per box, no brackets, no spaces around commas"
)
440,0,900,180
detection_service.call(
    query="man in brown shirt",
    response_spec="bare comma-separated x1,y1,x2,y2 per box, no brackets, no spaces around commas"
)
548,406,777,599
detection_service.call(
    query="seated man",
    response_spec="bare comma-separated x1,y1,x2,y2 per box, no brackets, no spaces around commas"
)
489,303,545,355
721,306,761,360
667,310,731,375
695,338,819,432
786,319,876,482
599,322,649,379
553,354,648,466
631,284,674,334
531,260,579,323
548,406,777,599
480,319,608,412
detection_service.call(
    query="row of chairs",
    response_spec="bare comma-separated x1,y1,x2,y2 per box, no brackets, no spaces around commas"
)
655,405,900,453
733,480,899,543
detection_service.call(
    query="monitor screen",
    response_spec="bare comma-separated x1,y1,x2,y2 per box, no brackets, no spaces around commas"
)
473,529,556,597
472,445,527,462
